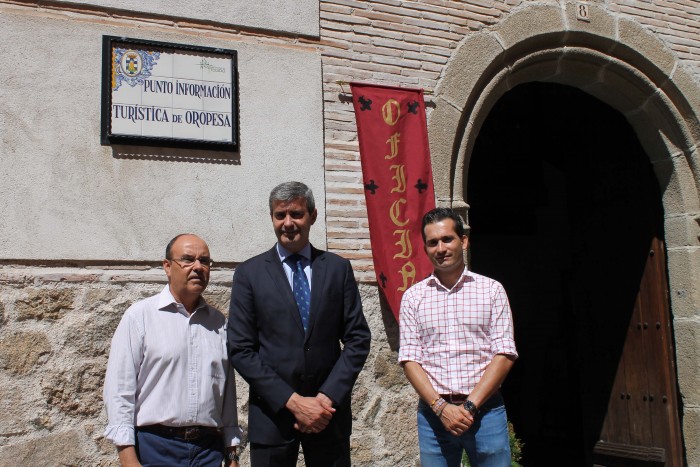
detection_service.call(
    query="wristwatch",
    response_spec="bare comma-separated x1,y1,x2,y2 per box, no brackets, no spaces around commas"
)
463,399,480,417
226,447,240,462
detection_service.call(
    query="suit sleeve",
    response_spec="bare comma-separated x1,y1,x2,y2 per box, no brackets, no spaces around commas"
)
227,262,296,413
318,259,371,405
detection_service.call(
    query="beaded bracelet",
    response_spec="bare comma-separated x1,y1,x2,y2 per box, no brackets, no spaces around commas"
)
432,397,447,417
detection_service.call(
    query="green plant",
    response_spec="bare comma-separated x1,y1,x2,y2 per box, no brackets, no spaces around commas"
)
461,420,523,467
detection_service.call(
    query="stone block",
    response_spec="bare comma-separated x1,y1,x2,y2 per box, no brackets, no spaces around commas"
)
508,49,561,89
616,18,678,92
427,99,463,199
15,287,75,321
494,4,566,56
378,395,420,465
64,311,122,358
673,318,700,405
642,91,696,157
666,248,700,319
683,407,700,466
0,380,41,437
437,32,505,109
664,214,700,249
351,377,370,417
95,434,117,456
595,58,656,116
202,288,232,315
210,270,235,287
631,120,685,167
563,2,616,49
0,429,87,465
692,145,700,180
373,347,404,389
664,66,700,144
85,288,120,310
651,156,700,216
0,331,50,375
42,364,106,417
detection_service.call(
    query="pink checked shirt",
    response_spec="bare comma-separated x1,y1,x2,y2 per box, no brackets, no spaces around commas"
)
398,268,518,395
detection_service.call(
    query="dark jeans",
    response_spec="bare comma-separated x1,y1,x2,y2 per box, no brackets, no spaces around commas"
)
135,428,224,467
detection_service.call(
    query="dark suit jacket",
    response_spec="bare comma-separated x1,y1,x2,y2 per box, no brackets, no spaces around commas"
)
227,245,371,445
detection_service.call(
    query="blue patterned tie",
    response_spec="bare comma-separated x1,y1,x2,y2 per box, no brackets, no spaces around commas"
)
288,254,310,331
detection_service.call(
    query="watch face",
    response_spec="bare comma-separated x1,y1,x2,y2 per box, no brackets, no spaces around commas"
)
463,400,478,414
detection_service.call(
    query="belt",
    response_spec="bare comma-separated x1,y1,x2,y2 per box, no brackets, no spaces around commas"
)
440,393,469,405
438,390,503,408
138,424,220,441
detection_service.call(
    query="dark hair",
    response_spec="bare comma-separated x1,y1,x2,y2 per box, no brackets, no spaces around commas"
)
165,233,196,260
421,208,466,242
269,181,315,214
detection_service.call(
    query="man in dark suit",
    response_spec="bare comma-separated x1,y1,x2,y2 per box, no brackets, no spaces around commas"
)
228,181,371,467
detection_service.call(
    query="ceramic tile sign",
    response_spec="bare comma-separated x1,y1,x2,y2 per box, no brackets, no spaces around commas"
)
101,36,238,151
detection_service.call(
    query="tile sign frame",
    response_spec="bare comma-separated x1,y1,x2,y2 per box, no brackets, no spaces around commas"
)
101,36,238,151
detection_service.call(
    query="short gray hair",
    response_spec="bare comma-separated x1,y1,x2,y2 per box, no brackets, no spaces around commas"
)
269,181,315,214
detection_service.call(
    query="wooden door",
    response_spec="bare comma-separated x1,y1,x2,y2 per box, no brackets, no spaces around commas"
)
593,237,683,466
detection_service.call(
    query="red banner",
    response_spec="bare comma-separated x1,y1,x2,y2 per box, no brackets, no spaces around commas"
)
350,82,436,320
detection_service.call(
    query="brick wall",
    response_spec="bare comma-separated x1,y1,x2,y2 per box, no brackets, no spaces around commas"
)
319,0,700,283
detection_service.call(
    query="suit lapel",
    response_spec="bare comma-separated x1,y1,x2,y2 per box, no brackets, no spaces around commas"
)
306,246,327,339
263,246,304,334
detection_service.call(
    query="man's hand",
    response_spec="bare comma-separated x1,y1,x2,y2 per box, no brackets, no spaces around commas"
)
286,392,335,434
439,404,473,437
315,392,334,410
117,445,142,467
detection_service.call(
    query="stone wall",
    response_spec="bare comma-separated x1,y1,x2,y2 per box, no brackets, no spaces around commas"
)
0,266,419,466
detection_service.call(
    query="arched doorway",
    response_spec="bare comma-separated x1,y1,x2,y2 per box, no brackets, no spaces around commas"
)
467,82,683,466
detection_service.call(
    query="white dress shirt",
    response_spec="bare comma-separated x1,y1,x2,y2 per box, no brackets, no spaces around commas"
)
277,242,312,289
103,285,242,447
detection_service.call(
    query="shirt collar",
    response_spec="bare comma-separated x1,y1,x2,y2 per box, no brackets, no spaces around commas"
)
427,267,472,291
276,243,311,264
157,285,208,315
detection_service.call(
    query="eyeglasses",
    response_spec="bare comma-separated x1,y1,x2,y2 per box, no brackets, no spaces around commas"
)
170,256,214,268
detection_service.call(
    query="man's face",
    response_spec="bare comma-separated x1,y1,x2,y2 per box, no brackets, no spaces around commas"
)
423,218,468,274
163,234,211,303
271,197,317,253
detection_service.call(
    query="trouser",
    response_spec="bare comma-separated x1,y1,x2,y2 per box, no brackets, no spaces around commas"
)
250,435,350,467
417,393,511,467
135,426,224,467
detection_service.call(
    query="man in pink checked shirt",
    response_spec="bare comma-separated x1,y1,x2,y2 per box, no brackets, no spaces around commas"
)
399,207,518,467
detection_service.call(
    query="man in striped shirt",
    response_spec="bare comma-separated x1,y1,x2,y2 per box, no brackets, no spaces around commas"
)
103,234,243,466
399,208,518,467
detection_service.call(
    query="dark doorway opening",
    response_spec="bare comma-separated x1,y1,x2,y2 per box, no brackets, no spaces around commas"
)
467,82,682,466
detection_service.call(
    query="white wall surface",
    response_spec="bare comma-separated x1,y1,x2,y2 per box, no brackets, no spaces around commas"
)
53,0,320,37
0,9,325,262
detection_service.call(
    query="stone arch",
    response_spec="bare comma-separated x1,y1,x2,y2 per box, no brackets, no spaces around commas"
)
428,1,700,461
